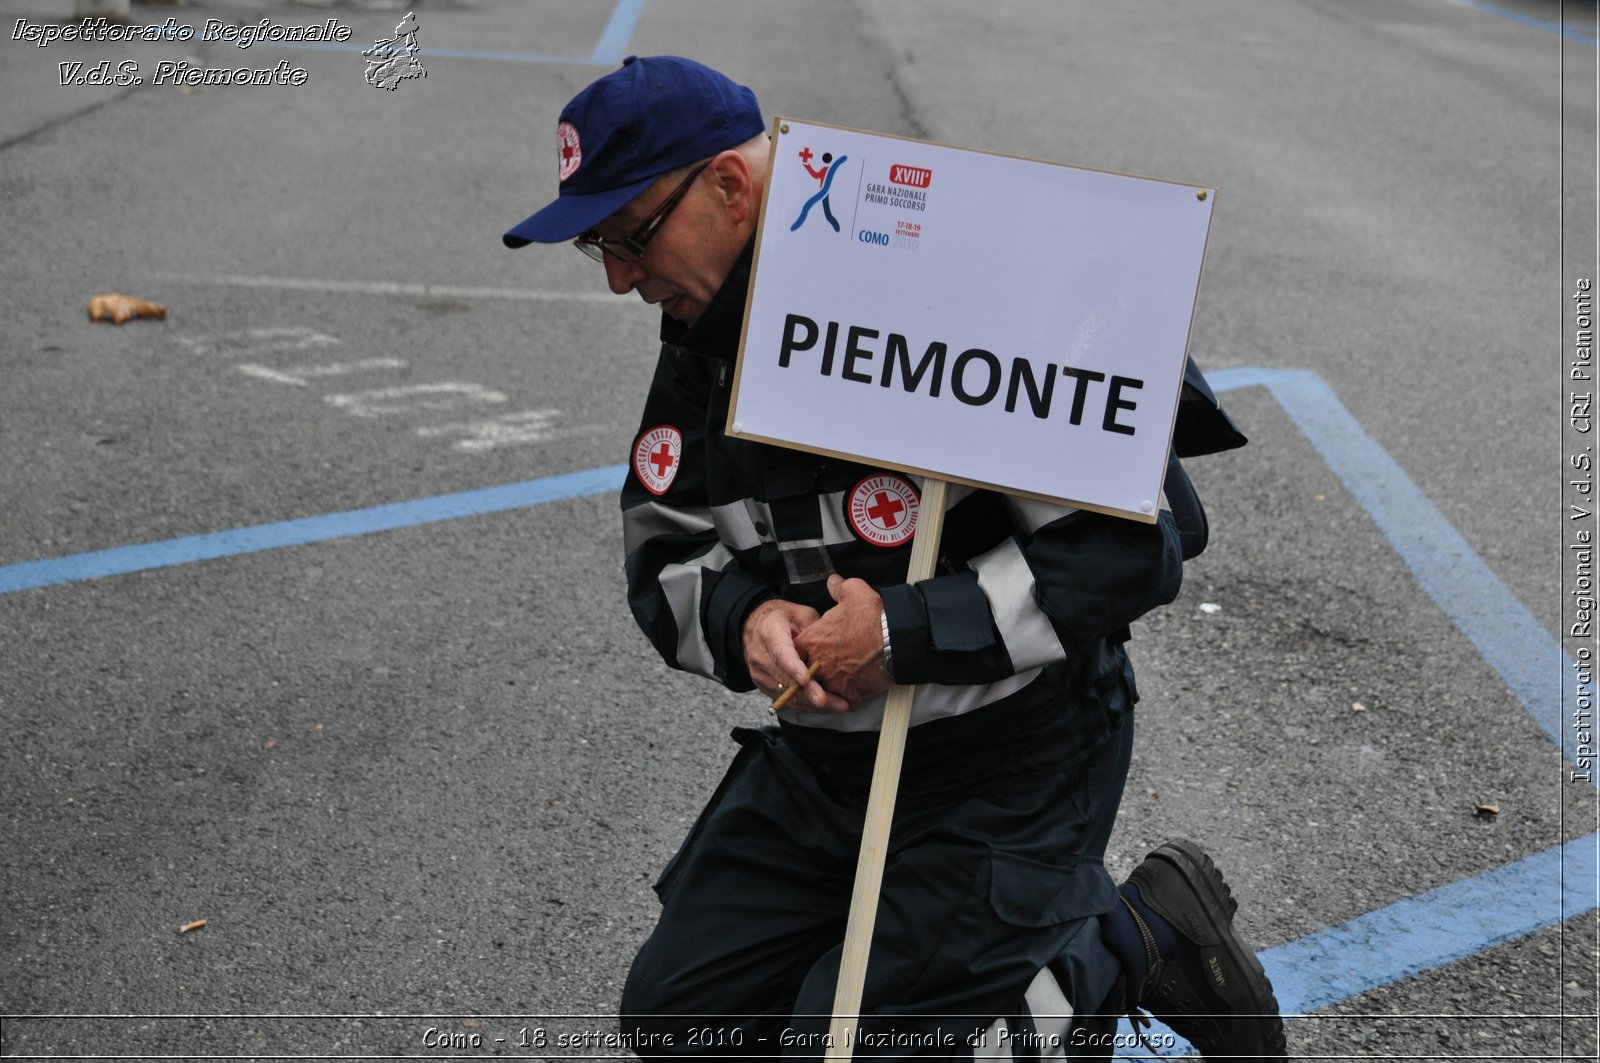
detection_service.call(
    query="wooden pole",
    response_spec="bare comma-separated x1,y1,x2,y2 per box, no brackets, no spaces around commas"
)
824,476,949,1062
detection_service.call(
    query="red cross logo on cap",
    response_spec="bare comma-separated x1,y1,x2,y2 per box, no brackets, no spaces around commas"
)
633,425,683,496
557,121,582,182
846,474,920,548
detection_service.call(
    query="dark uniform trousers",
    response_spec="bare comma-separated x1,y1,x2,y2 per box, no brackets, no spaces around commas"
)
620,688,1134,1061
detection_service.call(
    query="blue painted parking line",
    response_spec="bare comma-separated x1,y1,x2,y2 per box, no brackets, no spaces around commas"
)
1123,833,1600,1056
590,0,647,65
1210,367,1593,785
1446,0,1600,46
1262,832,1598,1015
0,465,626,595
1111,368,1598,1056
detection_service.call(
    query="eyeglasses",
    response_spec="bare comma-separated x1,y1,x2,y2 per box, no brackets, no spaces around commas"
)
574,162,710,264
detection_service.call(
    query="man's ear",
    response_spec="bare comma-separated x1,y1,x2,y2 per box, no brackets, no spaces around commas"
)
707,149,756,224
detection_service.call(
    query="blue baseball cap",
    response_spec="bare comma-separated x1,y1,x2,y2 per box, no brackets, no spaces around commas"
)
502,55,765,248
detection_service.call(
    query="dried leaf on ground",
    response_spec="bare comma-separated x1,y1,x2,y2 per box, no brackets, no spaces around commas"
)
87,293,167,325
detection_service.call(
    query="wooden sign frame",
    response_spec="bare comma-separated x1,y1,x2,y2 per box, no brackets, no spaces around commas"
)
730,116,1217,524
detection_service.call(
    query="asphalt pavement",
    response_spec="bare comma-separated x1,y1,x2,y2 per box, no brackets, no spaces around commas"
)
2,0,1597,1059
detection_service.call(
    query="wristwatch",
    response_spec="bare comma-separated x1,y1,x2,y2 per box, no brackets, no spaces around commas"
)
879,608,895,683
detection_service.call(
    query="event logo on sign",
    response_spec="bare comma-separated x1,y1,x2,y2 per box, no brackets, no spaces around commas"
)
633,425,682,495
846,474,920,547
790,146,849,233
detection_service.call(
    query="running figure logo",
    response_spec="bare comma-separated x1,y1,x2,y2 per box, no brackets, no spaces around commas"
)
363,11,426,91
791,147,848,232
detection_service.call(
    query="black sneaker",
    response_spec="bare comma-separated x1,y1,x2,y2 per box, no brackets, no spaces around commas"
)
1120,840,1288,1062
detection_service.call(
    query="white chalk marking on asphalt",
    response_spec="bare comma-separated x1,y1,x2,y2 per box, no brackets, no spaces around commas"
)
237,358,407,387
325,383,508,419
176,327,342,358
415,411,612,453
158,272,621,304
416,408,560,450
236,364,311,386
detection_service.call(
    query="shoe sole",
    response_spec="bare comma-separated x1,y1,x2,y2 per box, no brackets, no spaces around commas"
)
1139,839,1289,1063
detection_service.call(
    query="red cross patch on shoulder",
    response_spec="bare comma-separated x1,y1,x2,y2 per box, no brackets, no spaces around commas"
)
846,474,920,548
633,425,683,495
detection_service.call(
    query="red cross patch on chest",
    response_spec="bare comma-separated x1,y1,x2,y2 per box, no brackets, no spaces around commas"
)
846,473,920,548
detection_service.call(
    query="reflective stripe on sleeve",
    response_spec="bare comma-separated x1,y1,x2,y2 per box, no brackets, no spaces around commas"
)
710,499,769,552
971,537,1067,673
623,500,716,556
658,543,736,677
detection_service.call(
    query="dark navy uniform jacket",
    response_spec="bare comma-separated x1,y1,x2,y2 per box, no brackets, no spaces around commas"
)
620,242,1198,734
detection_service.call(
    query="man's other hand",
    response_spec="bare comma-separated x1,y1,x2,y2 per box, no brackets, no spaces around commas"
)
742,599,840,712
793,575,895,709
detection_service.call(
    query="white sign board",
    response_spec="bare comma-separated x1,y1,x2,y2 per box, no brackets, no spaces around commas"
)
729,118,1216,523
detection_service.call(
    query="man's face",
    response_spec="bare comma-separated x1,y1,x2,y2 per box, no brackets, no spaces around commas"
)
589,163,736,326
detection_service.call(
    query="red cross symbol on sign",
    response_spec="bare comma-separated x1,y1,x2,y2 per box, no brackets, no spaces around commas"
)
866,491,904,529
